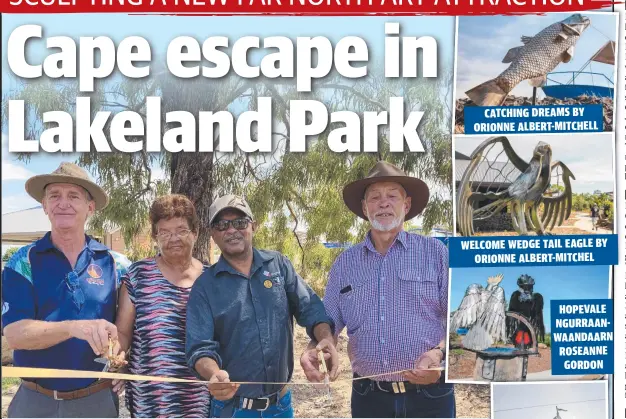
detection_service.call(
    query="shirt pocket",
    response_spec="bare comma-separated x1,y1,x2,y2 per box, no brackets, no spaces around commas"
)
398,271,441,313
338,283,371,334
266,276,289,317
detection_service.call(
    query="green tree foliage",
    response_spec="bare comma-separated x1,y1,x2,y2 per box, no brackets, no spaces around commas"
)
124,241,158,263
571,192,614,219
3,64,453,285
546,184,565,195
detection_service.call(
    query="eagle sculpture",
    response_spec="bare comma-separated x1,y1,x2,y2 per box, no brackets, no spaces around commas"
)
451,274,507,351
457,136,575,236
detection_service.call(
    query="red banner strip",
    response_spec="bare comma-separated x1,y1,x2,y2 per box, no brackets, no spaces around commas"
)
0,0,620,16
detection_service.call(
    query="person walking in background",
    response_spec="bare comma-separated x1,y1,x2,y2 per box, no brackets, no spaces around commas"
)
301,161,455,418
185,194,338,418
2,162,130,418
115,194,211,417
591,204,599,231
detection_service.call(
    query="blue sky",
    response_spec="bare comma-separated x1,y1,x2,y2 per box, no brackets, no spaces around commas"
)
493,382,607,419
455,134,614,195
456,12,618,99
450,265,611,333
1,14,455,216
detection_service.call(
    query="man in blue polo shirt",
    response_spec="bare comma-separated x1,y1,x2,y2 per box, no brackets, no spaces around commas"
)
1,162,131,418
186,194,339,418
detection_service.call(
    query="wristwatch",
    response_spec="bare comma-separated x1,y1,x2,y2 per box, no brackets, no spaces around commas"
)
430,345,446,362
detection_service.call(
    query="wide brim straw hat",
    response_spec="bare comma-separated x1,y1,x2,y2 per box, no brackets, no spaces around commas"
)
25,162,109,210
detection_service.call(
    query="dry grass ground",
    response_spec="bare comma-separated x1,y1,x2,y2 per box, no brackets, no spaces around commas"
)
2,327,491,418
290,327,490,418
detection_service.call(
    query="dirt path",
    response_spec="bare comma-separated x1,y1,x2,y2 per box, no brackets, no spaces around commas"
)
2,327,491,418
290,327,490,418
573,213,612,234
469,211,612,237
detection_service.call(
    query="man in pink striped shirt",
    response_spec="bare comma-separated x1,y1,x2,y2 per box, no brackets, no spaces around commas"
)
301,161,455,418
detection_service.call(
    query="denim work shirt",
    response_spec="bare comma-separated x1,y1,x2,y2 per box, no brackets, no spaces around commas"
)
186,248,334,398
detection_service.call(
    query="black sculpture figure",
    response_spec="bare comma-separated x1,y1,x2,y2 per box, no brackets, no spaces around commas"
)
553,406,568,419
506,274,545,349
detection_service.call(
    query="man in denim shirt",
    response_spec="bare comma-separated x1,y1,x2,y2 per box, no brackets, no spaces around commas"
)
186,194,338,418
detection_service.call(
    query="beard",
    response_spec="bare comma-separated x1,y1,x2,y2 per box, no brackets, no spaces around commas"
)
365,207,405,232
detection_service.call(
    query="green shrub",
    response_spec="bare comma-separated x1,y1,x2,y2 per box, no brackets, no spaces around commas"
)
124,242,156,263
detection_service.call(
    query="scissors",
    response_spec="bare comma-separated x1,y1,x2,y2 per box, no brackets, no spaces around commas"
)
94,357,111,373
317,351,332,401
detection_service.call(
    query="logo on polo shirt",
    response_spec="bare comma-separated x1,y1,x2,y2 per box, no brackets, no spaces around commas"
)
2,302,8,315
85,264,105,286
86,278,105,286
87,264,103,279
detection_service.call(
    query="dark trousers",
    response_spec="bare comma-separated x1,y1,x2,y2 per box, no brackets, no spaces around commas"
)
351,379,456,418
7,384,119,418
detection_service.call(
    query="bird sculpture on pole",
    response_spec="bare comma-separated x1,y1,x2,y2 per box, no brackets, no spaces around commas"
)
553,406,568,419
506,274,546,350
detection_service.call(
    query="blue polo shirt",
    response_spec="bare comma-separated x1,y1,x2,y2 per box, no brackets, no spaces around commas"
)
1,232,131,391
186,248,334,399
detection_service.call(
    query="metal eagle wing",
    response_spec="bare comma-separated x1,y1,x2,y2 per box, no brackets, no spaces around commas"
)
450,284,484,330
457,136,530,236
479,286,508,344
541,160,576,230
462,285,508,350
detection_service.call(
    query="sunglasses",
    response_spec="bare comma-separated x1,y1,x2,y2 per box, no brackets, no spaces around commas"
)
211,218,251,232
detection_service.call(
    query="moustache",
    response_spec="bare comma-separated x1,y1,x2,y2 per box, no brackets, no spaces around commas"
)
225,233,244,243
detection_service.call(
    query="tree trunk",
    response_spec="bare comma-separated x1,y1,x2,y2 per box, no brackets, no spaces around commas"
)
160,77,223,264
209,237,217,265
171,152,214,264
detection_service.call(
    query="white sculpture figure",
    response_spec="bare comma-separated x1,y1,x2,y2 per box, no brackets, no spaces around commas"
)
451,274,507,351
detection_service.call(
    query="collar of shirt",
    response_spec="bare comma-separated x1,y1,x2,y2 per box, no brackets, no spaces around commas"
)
213,248,277,277
33,231,109,254
362,229,409,255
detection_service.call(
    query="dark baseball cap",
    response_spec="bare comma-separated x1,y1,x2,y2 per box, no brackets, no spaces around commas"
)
209,194,254,226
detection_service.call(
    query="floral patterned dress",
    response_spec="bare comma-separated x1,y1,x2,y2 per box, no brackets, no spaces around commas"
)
122,257,211,418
